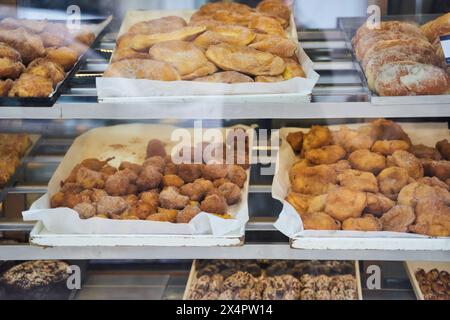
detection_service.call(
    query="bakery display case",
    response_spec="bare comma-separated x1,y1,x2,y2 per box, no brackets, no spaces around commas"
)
0,0,449,300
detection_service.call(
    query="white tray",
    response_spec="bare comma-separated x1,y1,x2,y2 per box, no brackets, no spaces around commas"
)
183,260,363,300
97,9,319,103
404,261,450,300
29,221,244,247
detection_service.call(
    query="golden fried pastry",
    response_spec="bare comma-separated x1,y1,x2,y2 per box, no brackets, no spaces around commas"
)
136,165,163,191
370,119,412,144
249,34,297,58
0,18,48,33
410,199,450,237
26,58,64,86
286,131,303,153
116,33,136,51
342,214,381,232
374,61,449,97
436,140,450,161
162,174,184,188
409,144,442,161
348,149,386,175
218,182,241,205
177,204,201,223
200,194,228,214
307,194,327,214
305,145,346,165
194,25,256,49
76,166,106,189
206,43,285,76
249,14,286,37
201,164,228,181
149,40,216,80
140,191,159,210
337,169,379,193
39,31,67,48
421,13,450,42
0,42,21,61
330,160,352,175
255,75,284,82
365,193,395,217
378,167,411,200
283,58,306,80
387,150,424,180
147,209,178,223
130,26,206,51
421,159,450,182
332,125,377,153
0,57,24,79
197,2,254,16
194,71,254,83
103,59,180,81
0,79,13,96
74,28,95,46
380,205,416,233
146,139,166,158
302,212,341,231
417,177,450,191
398,182,450,208
8,73,53,97
291,165,337,195
371,140,410,156
0,27,45,64
302,126,333,153
128,16,187,35
325,187,367,222
256,0,291,27
111,48,151,63
286,192,312,216
159,186,189,210
227,165,247,188
46,46,78,71
180,178,214,201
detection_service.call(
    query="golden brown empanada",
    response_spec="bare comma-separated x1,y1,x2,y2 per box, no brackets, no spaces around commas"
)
194,71,254,83
194,25,256,49
128,16,187,35
249,34,297,58
103,58,180,81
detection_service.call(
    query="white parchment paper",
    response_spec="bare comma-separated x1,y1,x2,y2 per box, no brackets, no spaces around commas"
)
96,10,319,100
23,124,253,236
273,122,450,239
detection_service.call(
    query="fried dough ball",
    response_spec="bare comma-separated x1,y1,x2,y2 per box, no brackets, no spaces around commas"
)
162,174,184,188
100,165,118,176
291,165,337,195
410,200,450,237
342,214,382,231
421,160,450,181
180,178,214,201
50,192,65,208
378,167,411,200
289,159,310,182
417,177,450,191
146,210,177,223
91,189,108,203
127,200,157,219
387,150,424,180
60,182,83,194
307,194,328,214
370,119,412,144
337,169,379,193
0,27,45,64
365,193,395,217
119,161,142,175
96,196,129,217
63,191,92,209
146,139,166,158
286,131,303,153
73,202,96,219
380,205,416,233
227,165,247,188
305,145,346,165
302,212,341,231
398,182,450,208
177,163,203,183
8,73,53,97
348,149,386,175
213,178,230,188
218,182,241,205
159,186,189,210
409,144,442,160
26,58,64,86
302,126,333,153
139,191,160,209
371,140,410,156
143,156,165,173
332,126,377,153
76,166,105,189
0,42,21,61
200,194,228,215
325,188,367,222
436,139,450,161
136,165,162,191
330,160,352,175
46,46,78,71
286,193,312,216
177,204,202,223
0,56,24,79
201,164,228,181
0,79,13,96
105,171,130,196
123,194,139,207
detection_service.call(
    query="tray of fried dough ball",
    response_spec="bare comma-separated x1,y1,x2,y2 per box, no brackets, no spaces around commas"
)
405,261,450,300
273,119,450,251
184,260,362,300
0,16,112,106
23,123,253,247
97,1,319,102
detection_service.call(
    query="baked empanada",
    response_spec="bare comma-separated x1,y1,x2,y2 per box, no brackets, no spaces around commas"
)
194,25,256,49
249,34,297,58
256,0,291,28
194,71,254,83
283,58,306,80
249,14,286,37
206,43,285,76
128,16,187,35
103,58,180,81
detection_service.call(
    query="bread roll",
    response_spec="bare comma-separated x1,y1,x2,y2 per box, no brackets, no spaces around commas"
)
374,61,449,96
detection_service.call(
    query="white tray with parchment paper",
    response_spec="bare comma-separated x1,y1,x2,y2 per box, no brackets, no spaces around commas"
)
96,9,319,103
